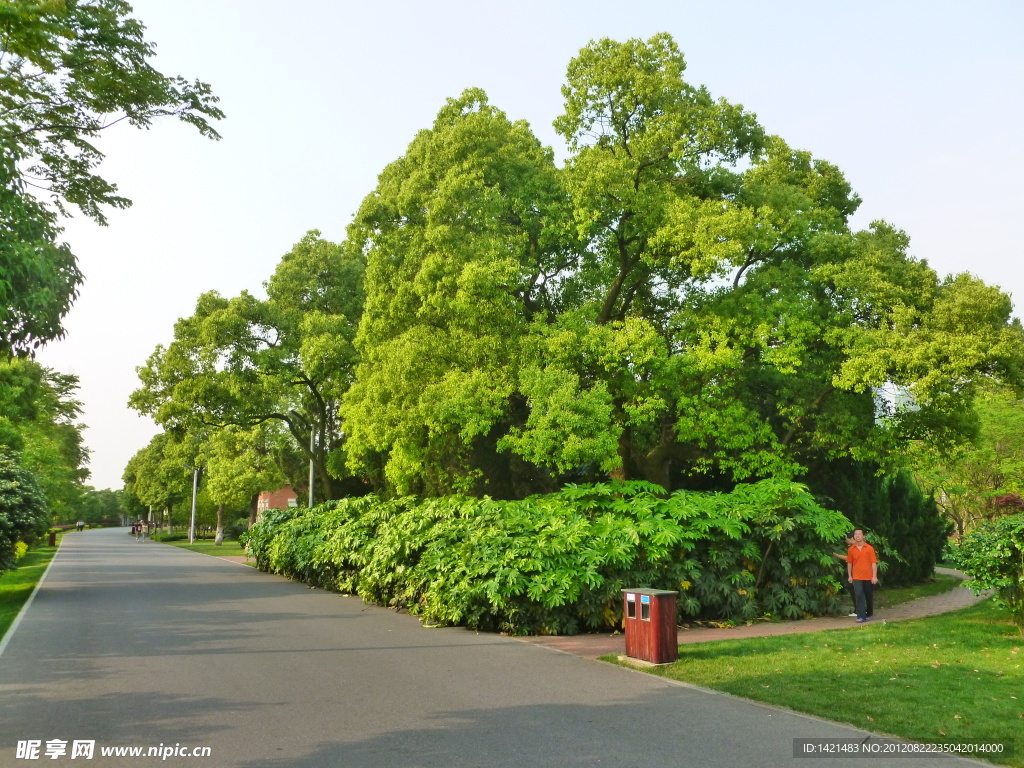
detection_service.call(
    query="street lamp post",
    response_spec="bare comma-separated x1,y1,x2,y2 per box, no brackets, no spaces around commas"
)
187,466,200,544
308,427,315,508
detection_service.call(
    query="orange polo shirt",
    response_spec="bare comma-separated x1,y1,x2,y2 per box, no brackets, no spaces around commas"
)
847,543,877,580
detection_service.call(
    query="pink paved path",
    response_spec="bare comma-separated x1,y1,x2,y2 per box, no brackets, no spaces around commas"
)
520,568,989,659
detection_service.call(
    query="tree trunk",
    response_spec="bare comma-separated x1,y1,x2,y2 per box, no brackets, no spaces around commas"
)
215,503,224,545
607,422,633,482
641,449,671,494
635,419,676,493
248,493,259,528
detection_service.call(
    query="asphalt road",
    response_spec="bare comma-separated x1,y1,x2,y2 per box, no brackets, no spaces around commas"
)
0,528,989,767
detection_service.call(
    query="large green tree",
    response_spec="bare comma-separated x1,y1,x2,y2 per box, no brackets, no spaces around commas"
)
130,232,364,501
121,431,189,529
341,34,1024,498
527,35,1022,489
200,424,285,542
0,0,222,354
341,89,572,497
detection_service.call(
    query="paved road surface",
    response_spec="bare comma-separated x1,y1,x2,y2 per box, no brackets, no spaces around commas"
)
0,529,988,767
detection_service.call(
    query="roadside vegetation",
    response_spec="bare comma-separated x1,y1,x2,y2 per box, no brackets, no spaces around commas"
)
243,480,858,634
0,536,60,641
611,600,1021,767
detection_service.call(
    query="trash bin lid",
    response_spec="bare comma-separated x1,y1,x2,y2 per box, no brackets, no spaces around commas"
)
621,588,678,597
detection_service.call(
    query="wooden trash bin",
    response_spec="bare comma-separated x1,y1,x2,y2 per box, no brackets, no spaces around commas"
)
622,588,678,664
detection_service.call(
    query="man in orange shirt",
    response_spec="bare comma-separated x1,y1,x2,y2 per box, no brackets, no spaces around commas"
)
847,529,878,623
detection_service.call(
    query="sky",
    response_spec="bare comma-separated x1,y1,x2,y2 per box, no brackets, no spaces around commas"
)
35,0,1024,490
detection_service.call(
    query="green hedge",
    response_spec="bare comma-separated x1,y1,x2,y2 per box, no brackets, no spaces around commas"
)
151,533,188,542
242,479,851,635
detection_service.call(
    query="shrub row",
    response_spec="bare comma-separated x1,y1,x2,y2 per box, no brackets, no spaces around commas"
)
151,533,188,542
242,479,851,635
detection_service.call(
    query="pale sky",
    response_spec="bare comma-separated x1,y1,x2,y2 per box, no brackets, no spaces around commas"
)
36,1,1024,490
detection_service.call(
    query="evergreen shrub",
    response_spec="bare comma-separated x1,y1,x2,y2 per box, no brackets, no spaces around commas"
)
949,513,1024,636
0,451,49,572
242,479,851,634
808,463,950,585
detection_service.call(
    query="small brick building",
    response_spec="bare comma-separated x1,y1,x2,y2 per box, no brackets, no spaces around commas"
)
256,487,298,520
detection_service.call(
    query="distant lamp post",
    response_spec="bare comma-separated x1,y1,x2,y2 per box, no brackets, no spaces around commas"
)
308,428,315,508
185,465,202,544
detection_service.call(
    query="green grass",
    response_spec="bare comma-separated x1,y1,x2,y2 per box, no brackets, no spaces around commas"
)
160,537,250,559
0,538,61,642
610,600,1022,765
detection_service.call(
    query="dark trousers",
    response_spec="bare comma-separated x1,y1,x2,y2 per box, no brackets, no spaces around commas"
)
853,580,874,619
843,578,856,612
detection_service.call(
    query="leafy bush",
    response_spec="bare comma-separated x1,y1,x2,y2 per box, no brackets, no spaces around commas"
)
949,513,1024,636
224,516,250,541
151,533,188,542
0,451,49,572
14,541,29,561
244,479,851,634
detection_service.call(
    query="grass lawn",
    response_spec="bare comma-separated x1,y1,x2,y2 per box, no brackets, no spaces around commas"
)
161,538,250,559
0,537,61,642
610,600,1022,766
873,573,964,610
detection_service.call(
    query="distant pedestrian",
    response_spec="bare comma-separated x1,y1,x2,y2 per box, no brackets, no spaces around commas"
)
76,520,84,532
847,529,878,622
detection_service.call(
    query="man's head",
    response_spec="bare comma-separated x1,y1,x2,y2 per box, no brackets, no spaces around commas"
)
853,529,865,543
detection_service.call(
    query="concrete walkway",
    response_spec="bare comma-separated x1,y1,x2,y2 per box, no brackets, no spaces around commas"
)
522,568,989,659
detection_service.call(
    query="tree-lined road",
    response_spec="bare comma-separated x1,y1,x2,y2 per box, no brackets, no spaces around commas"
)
0,529,984,767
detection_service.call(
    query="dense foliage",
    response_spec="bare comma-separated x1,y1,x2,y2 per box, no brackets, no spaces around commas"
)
0,451,49,572
0,358,89,518
130,34,1020,589
0,0,222,354
243,479,850,634
131,232,364,502
808,463,950,585
949,513,1024,636
336,34,1023,498
912,384,1024,536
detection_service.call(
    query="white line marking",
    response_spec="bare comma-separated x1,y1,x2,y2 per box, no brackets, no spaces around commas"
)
0,539,62,658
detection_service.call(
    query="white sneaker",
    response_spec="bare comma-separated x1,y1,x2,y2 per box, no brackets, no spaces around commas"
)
848,613,857,617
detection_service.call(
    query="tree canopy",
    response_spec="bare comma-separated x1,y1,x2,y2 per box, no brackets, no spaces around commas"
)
912,383,1024,536
130,231,365,502
0,0,222,354
338,34,1024,498
0,357,88,517
129,34,1024,512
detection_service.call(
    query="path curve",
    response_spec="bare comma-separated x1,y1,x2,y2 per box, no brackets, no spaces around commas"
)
523,567,992,659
